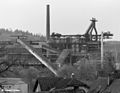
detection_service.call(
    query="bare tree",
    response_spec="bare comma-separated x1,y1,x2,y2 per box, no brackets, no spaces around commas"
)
103,51,116,73
0,43,13,74
0,43,27,76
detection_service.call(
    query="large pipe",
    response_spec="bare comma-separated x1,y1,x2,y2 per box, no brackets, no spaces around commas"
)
17,39,59,76
46,4,50,42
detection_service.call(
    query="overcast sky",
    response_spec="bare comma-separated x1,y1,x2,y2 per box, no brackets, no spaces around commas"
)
0,0,120,40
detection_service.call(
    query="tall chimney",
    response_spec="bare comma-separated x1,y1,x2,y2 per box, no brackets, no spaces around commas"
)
46,4,50,42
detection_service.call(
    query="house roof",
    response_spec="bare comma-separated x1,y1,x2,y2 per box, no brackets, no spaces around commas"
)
33,77,62,92
33,77,89,92
88,77,108,92
105,79,120,93
88,77,120,93
0,78,26,85
55,78,89,89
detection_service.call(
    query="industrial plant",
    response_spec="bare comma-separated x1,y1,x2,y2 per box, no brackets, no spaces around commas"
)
0,4,120,93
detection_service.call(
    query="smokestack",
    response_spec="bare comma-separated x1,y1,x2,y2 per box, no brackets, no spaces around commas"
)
46,4,50,42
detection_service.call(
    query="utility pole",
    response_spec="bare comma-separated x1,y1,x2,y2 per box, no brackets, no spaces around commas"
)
101,32,104,69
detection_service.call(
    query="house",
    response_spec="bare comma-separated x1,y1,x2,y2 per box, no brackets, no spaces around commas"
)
33,77,89,93
0,78,28,93
88,77,120,93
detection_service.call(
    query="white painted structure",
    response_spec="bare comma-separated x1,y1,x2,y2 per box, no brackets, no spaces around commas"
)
0,78,28,93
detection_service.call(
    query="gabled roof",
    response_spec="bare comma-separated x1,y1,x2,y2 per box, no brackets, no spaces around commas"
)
33,77,62,92
55,78,89,89
33,77,89,92
0,78,26,85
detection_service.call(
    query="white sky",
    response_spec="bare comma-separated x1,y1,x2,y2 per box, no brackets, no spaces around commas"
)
0,0,120,40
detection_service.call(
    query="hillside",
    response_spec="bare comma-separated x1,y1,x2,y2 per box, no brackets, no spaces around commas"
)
0,28,120,53
0,28,46,41
104,41,120,62
104,41,120,52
